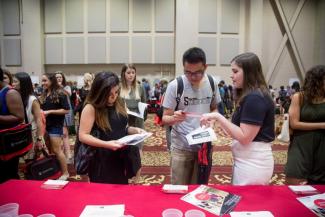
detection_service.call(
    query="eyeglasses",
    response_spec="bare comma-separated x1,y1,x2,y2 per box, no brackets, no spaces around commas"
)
184,70,204,78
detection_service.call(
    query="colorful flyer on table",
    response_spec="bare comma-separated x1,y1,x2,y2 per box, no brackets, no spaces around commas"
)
181,185,241,216
297,193,325,217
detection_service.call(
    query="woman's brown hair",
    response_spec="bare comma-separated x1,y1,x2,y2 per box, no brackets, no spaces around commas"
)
120,64,140,99
231,52,270,105
39,72,64,104
302,65,325,104
85,71,127,132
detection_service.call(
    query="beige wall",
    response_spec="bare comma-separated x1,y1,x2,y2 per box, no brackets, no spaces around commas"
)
0,0,324,88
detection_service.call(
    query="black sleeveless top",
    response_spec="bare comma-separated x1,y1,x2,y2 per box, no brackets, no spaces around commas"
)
88,106,130,184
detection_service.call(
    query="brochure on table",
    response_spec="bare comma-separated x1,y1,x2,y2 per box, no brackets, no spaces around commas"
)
288,185,320,195
118,132,152,146
127,102,148,119
186,127,217,145
79,204,125,217
297,193,325,217
41,179,69,190
181,185,241,216
230,211,274,217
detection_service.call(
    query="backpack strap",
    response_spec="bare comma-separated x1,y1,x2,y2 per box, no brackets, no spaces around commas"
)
175,76,184,111
175,74,215,111
207,74,215,99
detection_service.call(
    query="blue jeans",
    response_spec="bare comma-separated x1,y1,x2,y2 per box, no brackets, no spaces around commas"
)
46,126,63,137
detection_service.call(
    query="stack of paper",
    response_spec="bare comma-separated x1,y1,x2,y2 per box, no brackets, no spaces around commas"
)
79,205,125,217
41,179,69,189
230,211,274,217
288,185,320,195
162,184,188,194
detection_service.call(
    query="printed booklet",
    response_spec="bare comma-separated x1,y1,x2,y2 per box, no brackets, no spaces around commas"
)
181,185,241,216
297,193,325,217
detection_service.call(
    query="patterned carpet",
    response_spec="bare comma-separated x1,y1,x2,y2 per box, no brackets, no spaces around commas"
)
23,114,287,185
138,114,288,185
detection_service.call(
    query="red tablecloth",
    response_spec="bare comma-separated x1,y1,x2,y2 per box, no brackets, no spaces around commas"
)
0,180,324,217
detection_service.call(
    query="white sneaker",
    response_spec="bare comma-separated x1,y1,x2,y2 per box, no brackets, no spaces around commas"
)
58,174,69,181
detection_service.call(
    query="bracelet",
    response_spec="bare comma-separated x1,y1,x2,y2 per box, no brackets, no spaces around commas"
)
36,137,43,142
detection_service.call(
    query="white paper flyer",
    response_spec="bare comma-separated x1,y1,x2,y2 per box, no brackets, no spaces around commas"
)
185,127,217,145
79,205,125,217
118,132,152,146
127,102,148,119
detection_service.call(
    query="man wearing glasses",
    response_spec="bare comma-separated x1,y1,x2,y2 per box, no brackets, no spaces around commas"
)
162,47,221,185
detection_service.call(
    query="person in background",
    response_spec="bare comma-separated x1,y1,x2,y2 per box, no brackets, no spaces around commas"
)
3,69,13,86
142,78,151,100
12,72,45,162
40,73,70,180
285,65,325,185
79,71,145,184
77,72,93,120
0,68,25,183
162,47,221,185
55,72,73,161
291,81,300,94
120,64,147,183
200,52,275,185
33,83,43,97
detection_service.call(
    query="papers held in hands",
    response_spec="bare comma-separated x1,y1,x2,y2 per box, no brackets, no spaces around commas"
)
186,127,217,145
181,185,241,216
297,193,325,217
118,132,152,146
79,204,125,217
127,102,148,119
288,185,320,195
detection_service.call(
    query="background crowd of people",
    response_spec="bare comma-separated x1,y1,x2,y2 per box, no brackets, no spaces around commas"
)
0,48,324,186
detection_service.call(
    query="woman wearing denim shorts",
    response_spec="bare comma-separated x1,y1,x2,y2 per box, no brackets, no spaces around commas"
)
40,73,70,180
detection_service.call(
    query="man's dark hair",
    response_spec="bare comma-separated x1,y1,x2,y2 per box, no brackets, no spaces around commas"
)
0,68,3,82
182,47,206,66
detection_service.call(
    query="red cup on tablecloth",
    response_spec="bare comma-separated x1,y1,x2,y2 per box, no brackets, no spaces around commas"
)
184,209,206,217
0,203,19,217
162,208,183,217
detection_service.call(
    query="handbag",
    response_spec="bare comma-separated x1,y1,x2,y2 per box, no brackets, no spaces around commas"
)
24,148,61,180
74,128,99,175
0,123,33,161
277,113,290,142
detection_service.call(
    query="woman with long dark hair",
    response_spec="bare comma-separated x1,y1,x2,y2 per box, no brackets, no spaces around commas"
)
79,71,145,184
285,65,325,185
40,73,70,180
12,72,44,160
200,52,275,185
